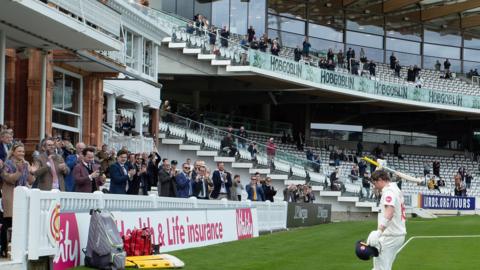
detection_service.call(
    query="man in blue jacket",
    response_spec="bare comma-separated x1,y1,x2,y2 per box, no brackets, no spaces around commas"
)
109,149,136,194
65,142,86,192
246,175,265,201
175,163,193,198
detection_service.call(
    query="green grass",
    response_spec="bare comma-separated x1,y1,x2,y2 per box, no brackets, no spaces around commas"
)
74,215,480,270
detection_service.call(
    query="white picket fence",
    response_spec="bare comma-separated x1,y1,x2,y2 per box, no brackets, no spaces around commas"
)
10,187,287,263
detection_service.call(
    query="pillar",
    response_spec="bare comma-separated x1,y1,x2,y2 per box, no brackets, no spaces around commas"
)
193,90,200,112
150,108,159,142
4,50,16,129
304,103,311,143
106,93,116,127
135,103,143,135
83,75,104,147
0,30,6,124
262,103,271,121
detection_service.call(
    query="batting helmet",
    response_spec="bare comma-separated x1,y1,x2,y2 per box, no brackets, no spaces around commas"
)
355,240,379,260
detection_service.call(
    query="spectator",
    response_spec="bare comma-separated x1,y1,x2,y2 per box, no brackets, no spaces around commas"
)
176,162,193,198
294,45,302,62
443,70,452,79
247,142,258,161
362,172,371,200
389,52,396,70
96,144,114,177
186,21,195,34
394,60,401,77
211,162,232,199
359,48,367,63
306,148,314,161
128,154,148,195
160,100,172,123
208,27,217,53
415,75,423,88
271,40,280,56
158,158,177,197
262,177,277,202
346,47,353,69
33,138,69,191
423,163,430,176
221,133,237,157
393,141,400,157
231,174,243,201
0,130,13,162
413,65,421,78
0,143,35,257
281,131,287,144
368,61,376,77
220,26,230,47
192,165,211,200
65,142,86,192
247,26,255,42
109,149,135,194
427,177,440,193
454,174,466,196
300,185,314,203
358,159,367,176
266,138,276,168
444,58,451,72
259,36,268,52
237,126,248,148
283,184,298,202
434,60,441,71
350,164,359,182
433,160,440,178
302,37,311,57
330,168,341,191
246,175,264,201
465,173,472,189
356,141,363,156
146,150,161,190
457,166,466,181
327,48,334,62
337,49,345,68
73,147,105,193
407,66,415,82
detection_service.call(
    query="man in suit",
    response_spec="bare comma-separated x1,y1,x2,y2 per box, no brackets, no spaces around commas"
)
246,175,264,201
157,158,176,197
0,130,13,162
109,149,136,194
127,154,148,195
33,138,70,191
65,142,86,192
192,165,211,200
211,162,232,199
175,163,193,198
72,147,105,193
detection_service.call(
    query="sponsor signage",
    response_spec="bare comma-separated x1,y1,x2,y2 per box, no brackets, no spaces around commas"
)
52,208,259,270
287,203,331,228
249,50,480,110
419,194,475,210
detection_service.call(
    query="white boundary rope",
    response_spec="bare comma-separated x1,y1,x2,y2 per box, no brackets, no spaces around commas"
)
397,235,480,254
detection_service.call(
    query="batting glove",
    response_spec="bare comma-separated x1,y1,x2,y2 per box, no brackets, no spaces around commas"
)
366,230,382,248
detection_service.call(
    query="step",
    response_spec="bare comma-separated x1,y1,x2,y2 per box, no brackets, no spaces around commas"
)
412,208,437,219
249,168,270,174
232,162,253,169
183,48,202,54
0,260,23,270
319,191,342,197
198,54,216,60
338,196,359,203
267,174,288,180
196,150,218,157
311,186,324,191
168,42,187,48
355,201,377,208
211,59,231,66
161,37,172,43
284,180,305,186
162,139,183,145
371,206,381,212
179,144,201,151
158,133,166,139
214,156,236,163
226,65,250,72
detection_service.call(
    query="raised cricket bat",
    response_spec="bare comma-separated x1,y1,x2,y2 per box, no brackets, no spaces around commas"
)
362,156,423,183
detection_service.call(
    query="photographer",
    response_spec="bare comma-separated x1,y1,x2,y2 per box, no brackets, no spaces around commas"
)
73,147,106,193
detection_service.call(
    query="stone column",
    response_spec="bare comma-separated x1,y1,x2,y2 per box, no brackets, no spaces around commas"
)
150,108,159,142
135,103,143,135
106,93,116,127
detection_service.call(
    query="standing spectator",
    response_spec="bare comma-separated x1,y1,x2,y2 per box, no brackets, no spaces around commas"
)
73,147,105,193
231,174,243,201
435,60,441,71
330,168,340,191
358,159,367,177
350,164,359,182
368,61,376,77
457,166,466,181
413,65,421,78
0,143,35,257
266,138,276,168
65,142,86,192
294,45,302,62
160,100,172,123
465,173,472,189
158,158,177,197
262,177,277,202
389,52,396,70
423,163,430,176
176,163,193,198
192,165,211,200
259,36,268,52
146,151,161,189
237,126,248,148
359,48,366,63
432,160,441,178
208,27,217,53
109,149,135,194
221,133,237,157
407,66,415,82
33,138,69,191
393,141,400,157
362,172,371,199
394,60,401,77
327,48,335,62
283,184,298,202
357,141,363,156
444,58,451,72
247,26,255,42
246,175,264,201
247,142,258,161
220,26,230,47
271,40,280,56
211,162,232,199
128,154,148,195
346,47,353,69
302,37,311,58
96,144,113,177
0,130,13,162
454,174,466,196
337,49,345,68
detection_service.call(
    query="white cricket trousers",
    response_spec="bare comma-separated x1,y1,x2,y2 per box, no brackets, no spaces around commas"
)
372,235,405,270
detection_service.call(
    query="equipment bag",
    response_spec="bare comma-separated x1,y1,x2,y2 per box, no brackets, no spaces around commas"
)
84,209,126,270
123,228,153,257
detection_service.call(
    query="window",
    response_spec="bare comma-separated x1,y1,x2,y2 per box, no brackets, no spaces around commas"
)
308,23,343,42
194,0,212,20
124,30,138,70
346,20,383,36
346,31,383,49
248,0,266,36
268,14,305,35
143,39,154,77
212,0,230,28
177,0,194,20
230,0,248,35
464,48,480,62
309,37,344,53
52,69,82,138
268,0,306,20
464,36,480,49
386,38,420,54
424,29,461,46
268,29,304,48
423,44,460,59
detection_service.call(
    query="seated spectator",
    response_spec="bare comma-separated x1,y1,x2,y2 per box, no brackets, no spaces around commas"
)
221,133,237,157
350,164,359,182
247,142,257,161
326,59,335,71
236,126,248,148
454,174,467,196
330,168,341,191
294,45,302,62
415,75,423,88
306,148,314,161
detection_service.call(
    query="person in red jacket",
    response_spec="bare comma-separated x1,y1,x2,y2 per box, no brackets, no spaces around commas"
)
266,138,276,168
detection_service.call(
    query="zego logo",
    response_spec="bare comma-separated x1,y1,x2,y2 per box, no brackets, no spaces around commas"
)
235,208,253,240
53,213,81,270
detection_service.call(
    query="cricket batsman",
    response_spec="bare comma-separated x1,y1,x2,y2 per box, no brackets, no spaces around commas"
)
366,169,406,270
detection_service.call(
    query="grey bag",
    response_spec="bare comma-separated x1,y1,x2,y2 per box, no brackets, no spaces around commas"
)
84,209,126,270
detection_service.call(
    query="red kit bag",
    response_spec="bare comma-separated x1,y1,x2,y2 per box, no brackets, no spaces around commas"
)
122,228,153,256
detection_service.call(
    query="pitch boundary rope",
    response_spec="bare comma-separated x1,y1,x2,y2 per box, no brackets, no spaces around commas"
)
397,235,480,254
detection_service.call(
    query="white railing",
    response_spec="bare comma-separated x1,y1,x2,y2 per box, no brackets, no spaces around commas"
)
11,187,288,262
47,0,121,38
102,126,155,153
